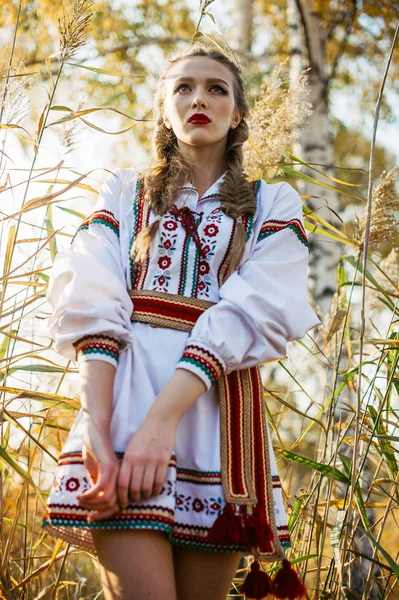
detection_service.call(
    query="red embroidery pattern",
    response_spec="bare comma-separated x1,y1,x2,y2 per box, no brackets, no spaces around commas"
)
258,218,309,249
178,344,224,387
176,467,222,486
129,289,214,332
152,211,180,292
196,208,222,298
73,335,120,364
73,209,119,243
129,179,151,290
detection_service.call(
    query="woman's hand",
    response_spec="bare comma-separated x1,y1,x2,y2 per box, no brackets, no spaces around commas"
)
117,413,178,508
77,421,121,521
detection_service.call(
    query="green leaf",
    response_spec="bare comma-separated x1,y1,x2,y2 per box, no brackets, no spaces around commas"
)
5,364,78,375
339,453,370,528
288,493,309,533
65,62,144,78
3,517,27,529
280,166,364,201
349,549,392,572
266,554,318,575
291,362,375,446
50,105,73,112
0,447,34,486
358,527,399,578
369,406,398,487
56,205,86,219
275,448,351,484
344,255,396,310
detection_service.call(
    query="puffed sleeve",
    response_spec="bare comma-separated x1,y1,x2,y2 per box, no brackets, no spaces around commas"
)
175,181,321,390
46,168,134,368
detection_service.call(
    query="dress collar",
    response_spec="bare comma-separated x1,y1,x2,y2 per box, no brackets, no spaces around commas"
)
181,171,227,200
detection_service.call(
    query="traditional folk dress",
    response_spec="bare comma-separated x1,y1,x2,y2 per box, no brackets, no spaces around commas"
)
42,167,320,594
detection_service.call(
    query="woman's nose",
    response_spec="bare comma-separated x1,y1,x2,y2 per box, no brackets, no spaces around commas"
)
191,95,206,109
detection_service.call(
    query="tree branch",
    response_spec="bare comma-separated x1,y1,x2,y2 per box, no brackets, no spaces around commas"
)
325,0,358,95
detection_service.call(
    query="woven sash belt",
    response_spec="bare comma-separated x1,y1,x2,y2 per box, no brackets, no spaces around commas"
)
128,288,283,559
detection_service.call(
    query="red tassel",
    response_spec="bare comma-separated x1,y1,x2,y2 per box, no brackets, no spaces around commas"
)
207,503,245,545
244,505,274,552
240,560,274,600
273,559,306,600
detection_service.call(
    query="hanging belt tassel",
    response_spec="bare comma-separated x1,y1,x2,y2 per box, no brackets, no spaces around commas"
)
245,505,274,553
273,559,307,600
240,560,274,600
207,502,245,546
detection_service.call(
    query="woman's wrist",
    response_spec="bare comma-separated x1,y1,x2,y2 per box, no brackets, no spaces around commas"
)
79,359,116,438
147,368,207,424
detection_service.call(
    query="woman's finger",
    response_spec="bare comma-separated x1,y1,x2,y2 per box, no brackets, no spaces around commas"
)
87,503,120,522
141,464,157,499
78,464,117,503
78,488,118,510
153,463,168,497
129,464,145,502
117,460,133,508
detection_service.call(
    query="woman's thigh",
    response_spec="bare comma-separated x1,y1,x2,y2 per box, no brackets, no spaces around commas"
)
92,529,177,600
172,545,244,600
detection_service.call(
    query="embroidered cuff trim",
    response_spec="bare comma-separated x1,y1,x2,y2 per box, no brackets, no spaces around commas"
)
177,343,225,390
257,218,309,250
73,334,120,367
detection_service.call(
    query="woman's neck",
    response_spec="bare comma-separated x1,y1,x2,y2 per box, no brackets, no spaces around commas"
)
178,139,226,198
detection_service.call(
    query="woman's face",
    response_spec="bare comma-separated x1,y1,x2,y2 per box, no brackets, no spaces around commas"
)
162,56,242,149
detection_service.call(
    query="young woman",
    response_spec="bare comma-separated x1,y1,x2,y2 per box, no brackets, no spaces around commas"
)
43,43,320,600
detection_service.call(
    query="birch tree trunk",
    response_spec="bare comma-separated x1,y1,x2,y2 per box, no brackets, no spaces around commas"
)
290,0,341,317
288,5,380,598
231,0,253,62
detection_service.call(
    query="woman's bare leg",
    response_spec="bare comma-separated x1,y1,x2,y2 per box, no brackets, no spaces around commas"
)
92,529,177,600
173,546,244,600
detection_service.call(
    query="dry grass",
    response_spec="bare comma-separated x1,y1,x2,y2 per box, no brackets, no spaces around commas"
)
0,3,398,599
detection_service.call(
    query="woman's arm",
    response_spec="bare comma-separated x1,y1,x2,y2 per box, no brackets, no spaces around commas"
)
80,360,116,434
147,369,207,423
77,363,206,516
116,369,206,509
76,361,121,521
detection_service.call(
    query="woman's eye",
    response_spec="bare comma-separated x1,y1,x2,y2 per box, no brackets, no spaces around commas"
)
174,83,227,94
210,84,227,94
175,83,190,93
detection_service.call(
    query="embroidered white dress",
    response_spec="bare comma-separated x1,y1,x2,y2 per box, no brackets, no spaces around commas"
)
42,167,320,554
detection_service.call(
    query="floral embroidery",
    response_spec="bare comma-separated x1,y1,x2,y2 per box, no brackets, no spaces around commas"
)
203,223,218,237
65,477,80,492
176,494,192,512
152,211,179,292
158,256,172,270
192,498,204,512
161,479,176,497
164,220,178,231
196,217,220,299
207,207,224,223
152,271,171,291
198,261,210,276
204,496,223,515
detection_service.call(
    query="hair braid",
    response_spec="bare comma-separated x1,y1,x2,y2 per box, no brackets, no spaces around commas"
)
218,119,256,277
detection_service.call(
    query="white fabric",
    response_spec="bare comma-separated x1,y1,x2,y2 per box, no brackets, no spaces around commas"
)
43,167,321,552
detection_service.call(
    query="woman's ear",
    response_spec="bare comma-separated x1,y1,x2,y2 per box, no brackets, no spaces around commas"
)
230,108,243,129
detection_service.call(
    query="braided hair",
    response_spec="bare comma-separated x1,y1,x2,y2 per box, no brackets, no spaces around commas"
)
132,42,256,277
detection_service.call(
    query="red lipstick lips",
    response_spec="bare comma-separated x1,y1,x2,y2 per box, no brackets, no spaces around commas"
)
188,113,211,124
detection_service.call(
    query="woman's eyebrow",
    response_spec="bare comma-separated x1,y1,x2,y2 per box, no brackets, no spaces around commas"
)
171,76,230,87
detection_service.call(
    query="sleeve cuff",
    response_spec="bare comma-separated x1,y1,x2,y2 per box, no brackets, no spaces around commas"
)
176,342,226,390
73,334,121,368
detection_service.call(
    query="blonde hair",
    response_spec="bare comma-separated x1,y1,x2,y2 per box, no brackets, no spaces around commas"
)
132,42,256,279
